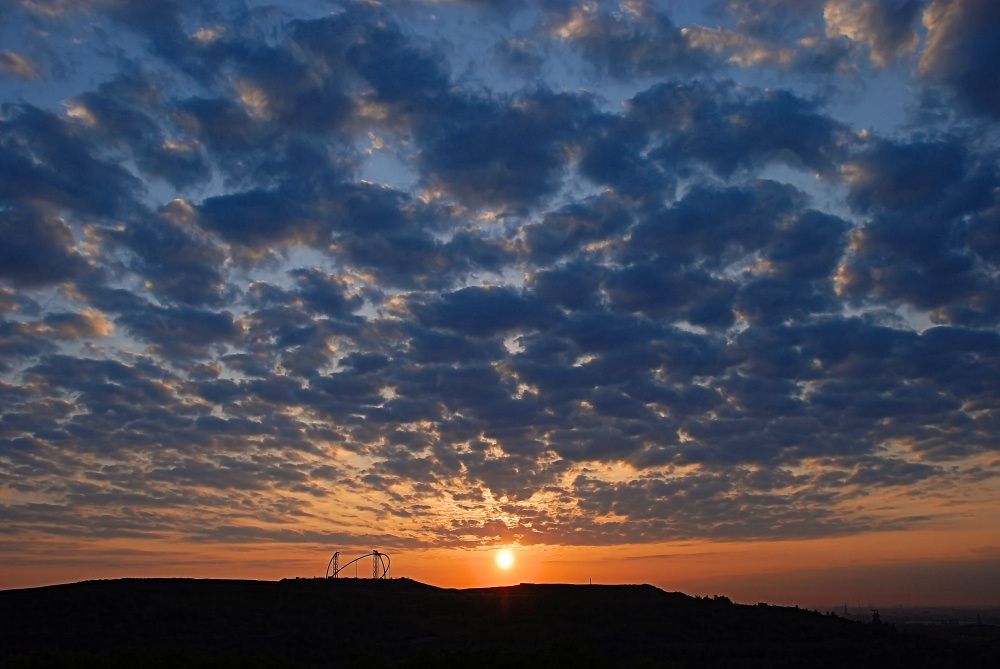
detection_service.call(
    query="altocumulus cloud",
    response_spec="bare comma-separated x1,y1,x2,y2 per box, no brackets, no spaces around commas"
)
1,0,999,559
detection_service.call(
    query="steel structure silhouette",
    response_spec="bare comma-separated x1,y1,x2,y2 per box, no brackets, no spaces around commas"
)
326,550,390,579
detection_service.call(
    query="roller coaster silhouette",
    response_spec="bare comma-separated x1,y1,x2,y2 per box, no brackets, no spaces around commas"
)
325,550,390,579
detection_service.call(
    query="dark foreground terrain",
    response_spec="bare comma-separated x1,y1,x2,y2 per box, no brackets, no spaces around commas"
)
2,578,997,668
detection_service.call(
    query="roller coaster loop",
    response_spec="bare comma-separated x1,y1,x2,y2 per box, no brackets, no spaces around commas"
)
326,550,390,579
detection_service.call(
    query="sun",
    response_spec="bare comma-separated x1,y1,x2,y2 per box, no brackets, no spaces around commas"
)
495,548,514,570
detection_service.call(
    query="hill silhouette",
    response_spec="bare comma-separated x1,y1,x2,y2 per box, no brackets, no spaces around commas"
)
2,578,996,668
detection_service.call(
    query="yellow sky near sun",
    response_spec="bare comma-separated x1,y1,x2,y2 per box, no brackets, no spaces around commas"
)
3,468,997,605
4,514,998,606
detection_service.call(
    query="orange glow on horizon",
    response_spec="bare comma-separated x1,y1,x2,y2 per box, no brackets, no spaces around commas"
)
3,519,999,608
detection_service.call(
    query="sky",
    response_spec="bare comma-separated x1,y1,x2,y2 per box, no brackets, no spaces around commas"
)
1,0,999,607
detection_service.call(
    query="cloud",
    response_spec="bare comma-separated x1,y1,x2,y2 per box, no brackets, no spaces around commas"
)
527,261,604,312
520,193,634,264
624,180,807,265
197,187,316,248
98,209,228,306
920,0,1000,119
101,0,192,67
698,0,859,75
0,105,143,218
174,95,260,157
550,2,709,79
629,81,847,178
575,114,675,201
0,50,41,80
0,206,91,288
67,71,210,190
232,45,354,133
839,135,1000,324
415,87,595,211
95,292,243,358
571,470,859,541
824,0,925,67
2,0,999,564
684,25,800,68
290,269,365,318
706,0,825,40
843,135,970,212
411,285,558,338
493,37,546,79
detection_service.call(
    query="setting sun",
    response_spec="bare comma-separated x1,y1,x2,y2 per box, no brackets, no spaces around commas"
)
495,549,514,570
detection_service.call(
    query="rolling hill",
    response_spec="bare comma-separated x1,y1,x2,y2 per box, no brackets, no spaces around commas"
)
2,577,996,667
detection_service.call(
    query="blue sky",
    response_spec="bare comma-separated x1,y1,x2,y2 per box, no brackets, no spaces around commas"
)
2,0,999,601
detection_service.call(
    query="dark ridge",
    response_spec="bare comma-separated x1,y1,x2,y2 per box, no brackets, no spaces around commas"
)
1,578,996,668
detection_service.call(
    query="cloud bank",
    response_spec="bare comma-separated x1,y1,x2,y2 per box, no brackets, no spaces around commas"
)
1,0,999,562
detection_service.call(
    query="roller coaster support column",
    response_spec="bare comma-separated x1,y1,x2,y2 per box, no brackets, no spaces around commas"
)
373,550,380,579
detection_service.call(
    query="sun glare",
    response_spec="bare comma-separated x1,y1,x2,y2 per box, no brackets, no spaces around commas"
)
495,549,514,570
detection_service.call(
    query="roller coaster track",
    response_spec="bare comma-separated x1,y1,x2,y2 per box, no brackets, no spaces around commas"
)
325,550,390,579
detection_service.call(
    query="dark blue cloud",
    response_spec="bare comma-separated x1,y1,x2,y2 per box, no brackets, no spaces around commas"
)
493,37,546,79
520,193,634,264
415,87,595,210
631,81,846,178
625,180,806,265
412,285,558,338
576,112,675,202
845,137,970,213
527,261,604,312
79,285,242,358
552,2,709,79
291,269,364,318
198,187,313,246
175,96,259,156
69,71,210,190
921,0,1000,120
0,206,90,287
235,45,354,133
0,104,143,218
840,136,1000,324
99,212,227,306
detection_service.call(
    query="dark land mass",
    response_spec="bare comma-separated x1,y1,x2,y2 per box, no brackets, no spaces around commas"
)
2,578,998,668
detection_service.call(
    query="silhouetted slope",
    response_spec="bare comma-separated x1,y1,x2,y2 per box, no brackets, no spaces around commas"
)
1,578,995,668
